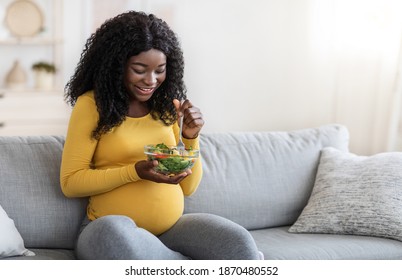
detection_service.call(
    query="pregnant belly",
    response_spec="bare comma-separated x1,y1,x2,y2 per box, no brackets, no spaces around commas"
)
87,181,184,235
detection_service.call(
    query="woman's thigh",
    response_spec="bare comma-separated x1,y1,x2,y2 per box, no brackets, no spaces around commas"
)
158,213,260,260
75,215,189,260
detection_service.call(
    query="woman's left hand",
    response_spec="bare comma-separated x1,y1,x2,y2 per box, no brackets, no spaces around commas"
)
173,99,204,139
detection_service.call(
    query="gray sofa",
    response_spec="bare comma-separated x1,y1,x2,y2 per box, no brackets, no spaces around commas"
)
1,124,402,260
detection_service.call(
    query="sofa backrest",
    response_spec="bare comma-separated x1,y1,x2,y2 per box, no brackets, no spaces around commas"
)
0,136,87,249
184,124,349,230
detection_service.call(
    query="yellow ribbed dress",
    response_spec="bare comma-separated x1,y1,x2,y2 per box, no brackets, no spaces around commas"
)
60,91,202,235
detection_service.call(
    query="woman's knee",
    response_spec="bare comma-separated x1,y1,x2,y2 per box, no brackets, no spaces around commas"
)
81,215,136,240
161,213,260,260
76,215,138,259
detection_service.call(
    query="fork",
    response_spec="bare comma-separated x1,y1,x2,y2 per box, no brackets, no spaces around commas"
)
177,113,185,153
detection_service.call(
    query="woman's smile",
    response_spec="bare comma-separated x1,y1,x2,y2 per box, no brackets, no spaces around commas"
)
135,86,157,95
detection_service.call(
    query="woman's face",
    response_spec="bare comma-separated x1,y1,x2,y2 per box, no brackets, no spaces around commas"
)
124,48,167,102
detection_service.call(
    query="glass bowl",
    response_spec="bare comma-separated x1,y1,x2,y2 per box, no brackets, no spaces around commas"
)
144,143,199,175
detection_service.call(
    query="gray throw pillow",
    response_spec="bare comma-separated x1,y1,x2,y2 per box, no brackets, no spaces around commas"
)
289,147,402,242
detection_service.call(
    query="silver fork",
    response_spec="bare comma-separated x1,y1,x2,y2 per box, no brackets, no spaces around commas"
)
177,113,185,153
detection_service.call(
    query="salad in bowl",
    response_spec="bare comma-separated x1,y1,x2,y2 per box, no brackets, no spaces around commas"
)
144,143,199,175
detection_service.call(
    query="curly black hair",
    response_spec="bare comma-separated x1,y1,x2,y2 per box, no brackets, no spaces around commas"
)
64,11,186,139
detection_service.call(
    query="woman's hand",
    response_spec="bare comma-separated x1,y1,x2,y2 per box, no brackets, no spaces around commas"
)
173,99,204,139
135,160,192,184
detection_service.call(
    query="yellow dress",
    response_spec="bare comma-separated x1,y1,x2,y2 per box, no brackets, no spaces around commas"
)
60,91,202,235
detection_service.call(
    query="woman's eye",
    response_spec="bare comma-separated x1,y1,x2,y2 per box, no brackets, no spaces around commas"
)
155,68,166,74
132,68,145,74
131,67,165,75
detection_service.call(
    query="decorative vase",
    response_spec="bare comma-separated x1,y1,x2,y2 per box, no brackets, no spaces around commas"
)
5,60,27,90
34,70,54,90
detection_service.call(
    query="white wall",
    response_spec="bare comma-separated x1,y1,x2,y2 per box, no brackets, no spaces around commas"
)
63,0,336,134
172,0,334,133
62,0,85,87
141,0,402,155
3,0,402,155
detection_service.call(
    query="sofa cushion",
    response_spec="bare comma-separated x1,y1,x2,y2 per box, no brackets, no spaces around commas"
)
184,124,349,230
0,204,35,258
288,147,402,242
251,226,402,260
0,136,87,249
3,249,76,260
3,248,77,260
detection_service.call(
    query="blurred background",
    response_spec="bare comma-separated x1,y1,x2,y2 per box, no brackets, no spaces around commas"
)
1,0,402,155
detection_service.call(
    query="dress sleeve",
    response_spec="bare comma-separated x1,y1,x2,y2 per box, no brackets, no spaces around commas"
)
60,94,140,198
173,122,203,196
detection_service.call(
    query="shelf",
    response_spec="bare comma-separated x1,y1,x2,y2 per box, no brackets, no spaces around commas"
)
0,0,63,89
0,89,71,136
0,124,69,136
0,0,67,136
0,88,64,96
0,37,63,45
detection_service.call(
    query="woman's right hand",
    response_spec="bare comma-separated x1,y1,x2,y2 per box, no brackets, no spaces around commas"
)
135,160,192,184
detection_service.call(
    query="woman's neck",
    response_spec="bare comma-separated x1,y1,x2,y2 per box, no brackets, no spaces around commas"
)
127,101,150,118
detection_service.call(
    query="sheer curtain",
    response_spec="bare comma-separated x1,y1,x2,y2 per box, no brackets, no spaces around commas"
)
310,0,402,154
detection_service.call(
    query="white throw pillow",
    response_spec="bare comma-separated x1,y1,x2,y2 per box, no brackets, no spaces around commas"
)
289,147,402,242
0,204,35,258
